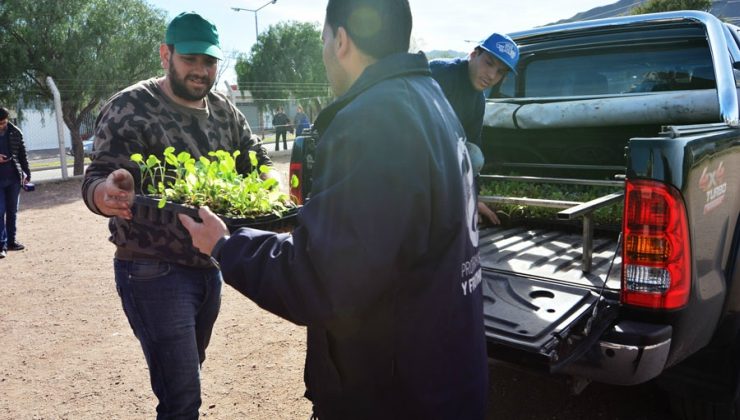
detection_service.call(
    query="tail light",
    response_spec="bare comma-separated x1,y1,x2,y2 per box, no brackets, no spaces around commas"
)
622,179,691,309
289,162,303,205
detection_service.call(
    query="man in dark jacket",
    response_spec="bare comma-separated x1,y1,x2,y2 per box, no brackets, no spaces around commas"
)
0,107,31,259
272,106,290,151
180,0,487,418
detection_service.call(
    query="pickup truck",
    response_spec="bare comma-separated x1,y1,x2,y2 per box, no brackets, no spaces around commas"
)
290,10,740,419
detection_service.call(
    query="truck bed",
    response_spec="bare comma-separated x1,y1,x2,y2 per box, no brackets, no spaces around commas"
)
479,225,622,288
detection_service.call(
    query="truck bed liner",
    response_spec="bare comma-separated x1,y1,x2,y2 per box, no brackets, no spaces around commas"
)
479,226,622,288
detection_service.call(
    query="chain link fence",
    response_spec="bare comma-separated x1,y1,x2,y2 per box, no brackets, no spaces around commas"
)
13,80,330,177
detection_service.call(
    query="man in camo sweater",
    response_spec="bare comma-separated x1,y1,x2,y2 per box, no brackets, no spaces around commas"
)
81,12,272,418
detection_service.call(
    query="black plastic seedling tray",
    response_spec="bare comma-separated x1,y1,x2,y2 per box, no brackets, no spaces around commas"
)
133,195,299,233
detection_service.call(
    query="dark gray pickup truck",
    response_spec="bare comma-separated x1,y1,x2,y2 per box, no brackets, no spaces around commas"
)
290,10,740,419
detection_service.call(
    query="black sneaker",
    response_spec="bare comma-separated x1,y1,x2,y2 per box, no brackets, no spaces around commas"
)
7,241,25,251
0,249,6,258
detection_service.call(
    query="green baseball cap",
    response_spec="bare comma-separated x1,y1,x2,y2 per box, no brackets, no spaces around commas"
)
165,12,223,60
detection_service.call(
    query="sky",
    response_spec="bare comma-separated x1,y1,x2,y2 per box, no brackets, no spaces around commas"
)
147,0,621,85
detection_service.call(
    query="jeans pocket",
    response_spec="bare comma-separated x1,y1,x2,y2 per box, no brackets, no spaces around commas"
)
128,260,172,281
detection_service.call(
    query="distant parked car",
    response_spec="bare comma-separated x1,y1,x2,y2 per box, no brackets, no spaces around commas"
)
67,136,95,158
83,138,94,157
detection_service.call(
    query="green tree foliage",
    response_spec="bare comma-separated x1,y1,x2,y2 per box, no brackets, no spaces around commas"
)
0,0,165,175
425,50,467,60
235,21,329,116
630,0,713,14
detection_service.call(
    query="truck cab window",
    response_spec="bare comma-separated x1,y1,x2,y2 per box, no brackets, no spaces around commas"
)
512,45,713,98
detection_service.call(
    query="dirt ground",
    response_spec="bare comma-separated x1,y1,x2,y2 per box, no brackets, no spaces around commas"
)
0,176,311,419
1,165,674,419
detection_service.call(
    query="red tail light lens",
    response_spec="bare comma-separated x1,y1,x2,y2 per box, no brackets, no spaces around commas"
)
622,180,691,309
289,162,303,205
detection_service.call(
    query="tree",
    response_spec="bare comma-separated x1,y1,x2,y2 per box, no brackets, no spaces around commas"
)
235,21,329,118
630,0,713,14
0,0,166,175
426,50,467,60
217,50,237,88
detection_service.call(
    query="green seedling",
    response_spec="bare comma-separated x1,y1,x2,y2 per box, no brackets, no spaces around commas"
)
479,177,623,226
131,148,298,218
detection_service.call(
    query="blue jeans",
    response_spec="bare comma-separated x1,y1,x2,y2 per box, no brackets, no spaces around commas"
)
114,259,223,419
0,177,21,249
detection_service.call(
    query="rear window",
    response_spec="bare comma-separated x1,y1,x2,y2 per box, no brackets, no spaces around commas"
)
498,45,715,98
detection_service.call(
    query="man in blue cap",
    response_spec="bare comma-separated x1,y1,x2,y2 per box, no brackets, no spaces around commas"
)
82,11,273,418
431,33,519,225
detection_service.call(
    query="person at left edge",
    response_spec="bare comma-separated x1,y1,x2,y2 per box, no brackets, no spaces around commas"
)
0,106,30,259
179,0,488,418
80,12,273,419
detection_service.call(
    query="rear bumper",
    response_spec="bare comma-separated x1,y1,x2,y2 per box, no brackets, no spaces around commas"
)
559,320,672,385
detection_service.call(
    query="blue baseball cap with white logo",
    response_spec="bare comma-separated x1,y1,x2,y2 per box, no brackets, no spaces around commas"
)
478,33,519,75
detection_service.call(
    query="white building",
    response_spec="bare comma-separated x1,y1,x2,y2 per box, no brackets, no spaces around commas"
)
13,107,72,153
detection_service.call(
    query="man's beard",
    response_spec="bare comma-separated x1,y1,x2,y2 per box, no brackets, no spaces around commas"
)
168,60,215,102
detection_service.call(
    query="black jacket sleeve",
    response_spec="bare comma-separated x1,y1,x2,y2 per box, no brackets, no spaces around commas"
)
10,125,30,181
218,105,432,328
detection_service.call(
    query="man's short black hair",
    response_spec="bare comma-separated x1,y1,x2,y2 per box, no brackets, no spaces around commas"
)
325,0,412,60
0,107,9,121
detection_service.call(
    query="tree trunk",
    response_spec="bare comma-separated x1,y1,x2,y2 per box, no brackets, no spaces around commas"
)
62,98,100,176
65,121,84,176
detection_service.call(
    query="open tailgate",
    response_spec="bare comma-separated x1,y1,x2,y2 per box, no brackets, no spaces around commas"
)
480,226,621,370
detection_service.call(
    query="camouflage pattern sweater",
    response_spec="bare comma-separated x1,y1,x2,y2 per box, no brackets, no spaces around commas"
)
82,77,271,268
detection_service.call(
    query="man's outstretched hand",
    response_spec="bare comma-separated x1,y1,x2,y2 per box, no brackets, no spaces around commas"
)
179,206,229,256
96,169,135,220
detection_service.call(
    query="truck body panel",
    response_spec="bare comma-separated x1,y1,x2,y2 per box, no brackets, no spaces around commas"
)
476,12,740,393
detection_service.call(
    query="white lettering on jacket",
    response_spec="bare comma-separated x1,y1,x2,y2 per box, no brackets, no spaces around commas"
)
458,139,479,248
460,254,482,296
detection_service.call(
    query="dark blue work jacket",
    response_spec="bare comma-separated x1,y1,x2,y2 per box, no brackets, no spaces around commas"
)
218,52,487,420
430,58,485,148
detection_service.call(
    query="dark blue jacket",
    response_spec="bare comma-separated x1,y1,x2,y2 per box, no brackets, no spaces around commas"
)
430,58,485,148
218,52,487,419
